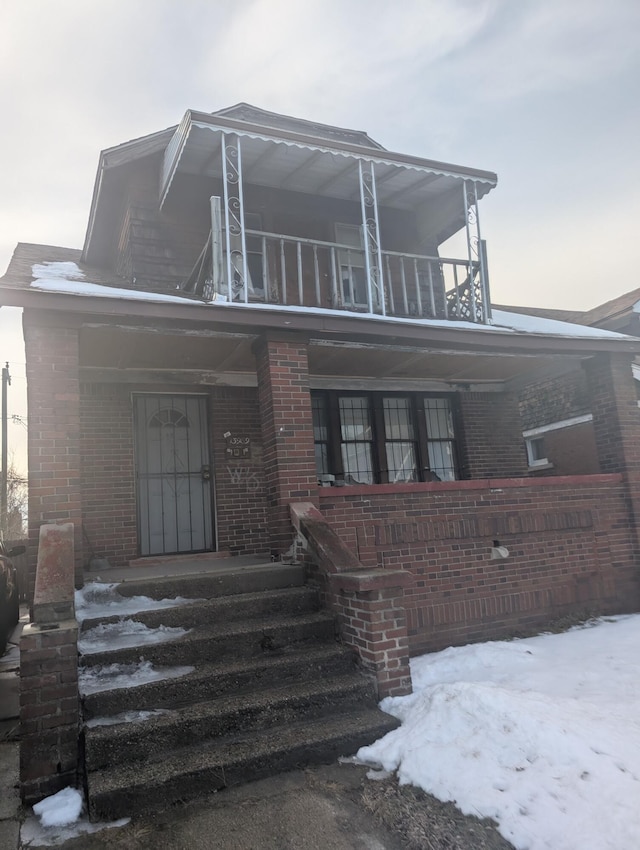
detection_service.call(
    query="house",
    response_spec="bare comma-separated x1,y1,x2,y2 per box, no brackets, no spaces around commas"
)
2,102,640,652
500,293,640,476
5,102,640,811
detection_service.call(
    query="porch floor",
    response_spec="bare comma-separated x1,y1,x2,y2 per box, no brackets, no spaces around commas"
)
84,553,275,584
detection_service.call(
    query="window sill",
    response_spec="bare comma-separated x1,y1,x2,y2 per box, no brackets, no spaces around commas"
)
527,462,554,472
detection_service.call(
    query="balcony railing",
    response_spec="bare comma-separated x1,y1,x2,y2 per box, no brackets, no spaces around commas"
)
185,226,491,324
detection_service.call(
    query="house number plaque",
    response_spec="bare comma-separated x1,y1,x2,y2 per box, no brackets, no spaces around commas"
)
224,434,252,459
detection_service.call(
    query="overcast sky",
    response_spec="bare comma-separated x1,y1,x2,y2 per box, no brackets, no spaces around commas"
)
1,0,639,471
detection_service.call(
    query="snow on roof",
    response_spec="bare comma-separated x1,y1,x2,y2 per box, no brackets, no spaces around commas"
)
29,261,632,342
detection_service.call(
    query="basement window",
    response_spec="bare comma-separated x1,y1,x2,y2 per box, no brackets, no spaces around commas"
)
311,391,458,485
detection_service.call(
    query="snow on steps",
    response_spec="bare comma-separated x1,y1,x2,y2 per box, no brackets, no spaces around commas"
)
80,563,399,821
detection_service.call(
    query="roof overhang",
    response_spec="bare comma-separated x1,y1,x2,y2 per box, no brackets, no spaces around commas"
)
6,285,640,362
160,110,498,216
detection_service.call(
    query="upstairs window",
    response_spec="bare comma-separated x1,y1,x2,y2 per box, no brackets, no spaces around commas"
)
312,391,458,485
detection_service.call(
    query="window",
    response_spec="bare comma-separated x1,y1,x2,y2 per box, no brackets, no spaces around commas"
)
311,391,458,484
525,436,548,468
423,398,457,481
335,223,368,307
244,212,265,297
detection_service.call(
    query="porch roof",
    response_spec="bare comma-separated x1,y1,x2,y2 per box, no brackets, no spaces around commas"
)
159,109,498,215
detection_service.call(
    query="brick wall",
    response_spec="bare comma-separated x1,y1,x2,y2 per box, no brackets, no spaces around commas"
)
24,314,83,596
254,336,318,553
20,621,79,804
528,422,599,477
20,522,79,805
520,369,590,431
210,387,269,555
78,382,269,565
457,391,528,478
80,383,137,566
318,475,639,656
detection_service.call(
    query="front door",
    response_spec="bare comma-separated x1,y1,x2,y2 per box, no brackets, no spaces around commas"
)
134,394,214,556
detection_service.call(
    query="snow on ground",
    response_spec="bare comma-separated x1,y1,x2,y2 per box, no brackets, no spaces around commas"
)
358,615,640,850
85,708,172,728
78,660,194,695
78,619,189,654
75,581,199,624
22,787,129,847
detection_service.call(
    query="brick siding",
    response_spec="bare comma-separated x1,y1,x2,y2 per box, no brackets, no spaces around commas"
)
210,387,269,555
24,315,83,598
254,336,318,553
318,475,639,656
520,369,591,431
78,383,269,565
457,391,528,478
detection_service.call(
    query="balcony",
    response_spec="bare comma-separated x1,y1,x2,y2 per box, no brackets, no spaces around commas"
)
184,224,490,323
165,108,497,325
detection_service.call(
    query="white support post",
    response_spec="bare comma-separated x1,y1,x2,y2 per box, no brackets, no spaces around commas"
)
463,180,479,321
358,160,385,315
210,196,223,299
221,133,248,302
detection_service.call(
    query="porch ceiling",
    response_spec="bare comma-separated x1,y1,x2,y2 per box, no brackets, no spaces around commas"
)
78,325,579,387
161,114,497,215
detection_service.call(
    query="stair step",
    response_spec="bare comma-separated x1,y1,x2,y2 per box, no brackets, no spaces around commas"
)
87,706,399,821
85,673,375,769
110,562,304,602
80,585,319,633
79,611,336,670
82,644,356,718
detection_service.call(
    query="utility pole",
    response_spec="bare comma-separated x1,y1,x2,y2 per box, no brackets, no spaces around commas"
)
1,362,10,537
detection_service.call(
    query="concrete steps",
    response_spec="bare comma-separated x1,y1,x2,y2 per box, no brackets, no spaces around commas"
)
88,707,397,821
80,561,399,820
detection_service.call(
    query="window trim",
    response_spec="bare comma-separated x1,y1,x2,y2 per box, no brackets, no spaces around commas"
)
525,435,549,468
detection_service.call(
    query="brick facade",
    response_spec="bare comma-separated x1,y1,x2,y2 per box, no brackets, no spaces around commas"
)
210,387,269,555
24,313,83,597
318,474,639,656
78,382,269,566
254,336,318,554
528,421,599,477
80,383,137,566
457,391,528,478
520,369,591,431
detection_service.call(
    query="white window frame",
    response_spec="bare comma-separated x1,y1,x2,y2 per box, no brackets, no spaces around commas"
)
335,223,368,308
525,435,549,468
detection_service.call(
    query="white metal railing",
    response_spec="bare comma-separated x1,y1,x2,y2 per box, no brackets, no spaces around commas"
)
207,228,489,323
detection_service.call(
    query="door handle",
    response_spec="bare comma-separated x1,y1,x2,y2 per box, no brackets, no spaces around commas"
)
201,465,211,481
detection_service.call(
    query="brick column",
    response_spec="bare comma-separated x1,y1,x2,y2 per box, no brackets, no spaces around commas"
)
331,571,412,698
20,621,79,804
583,352,640,550
24,313,83,599
254,335,318,555
20,522,79,804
